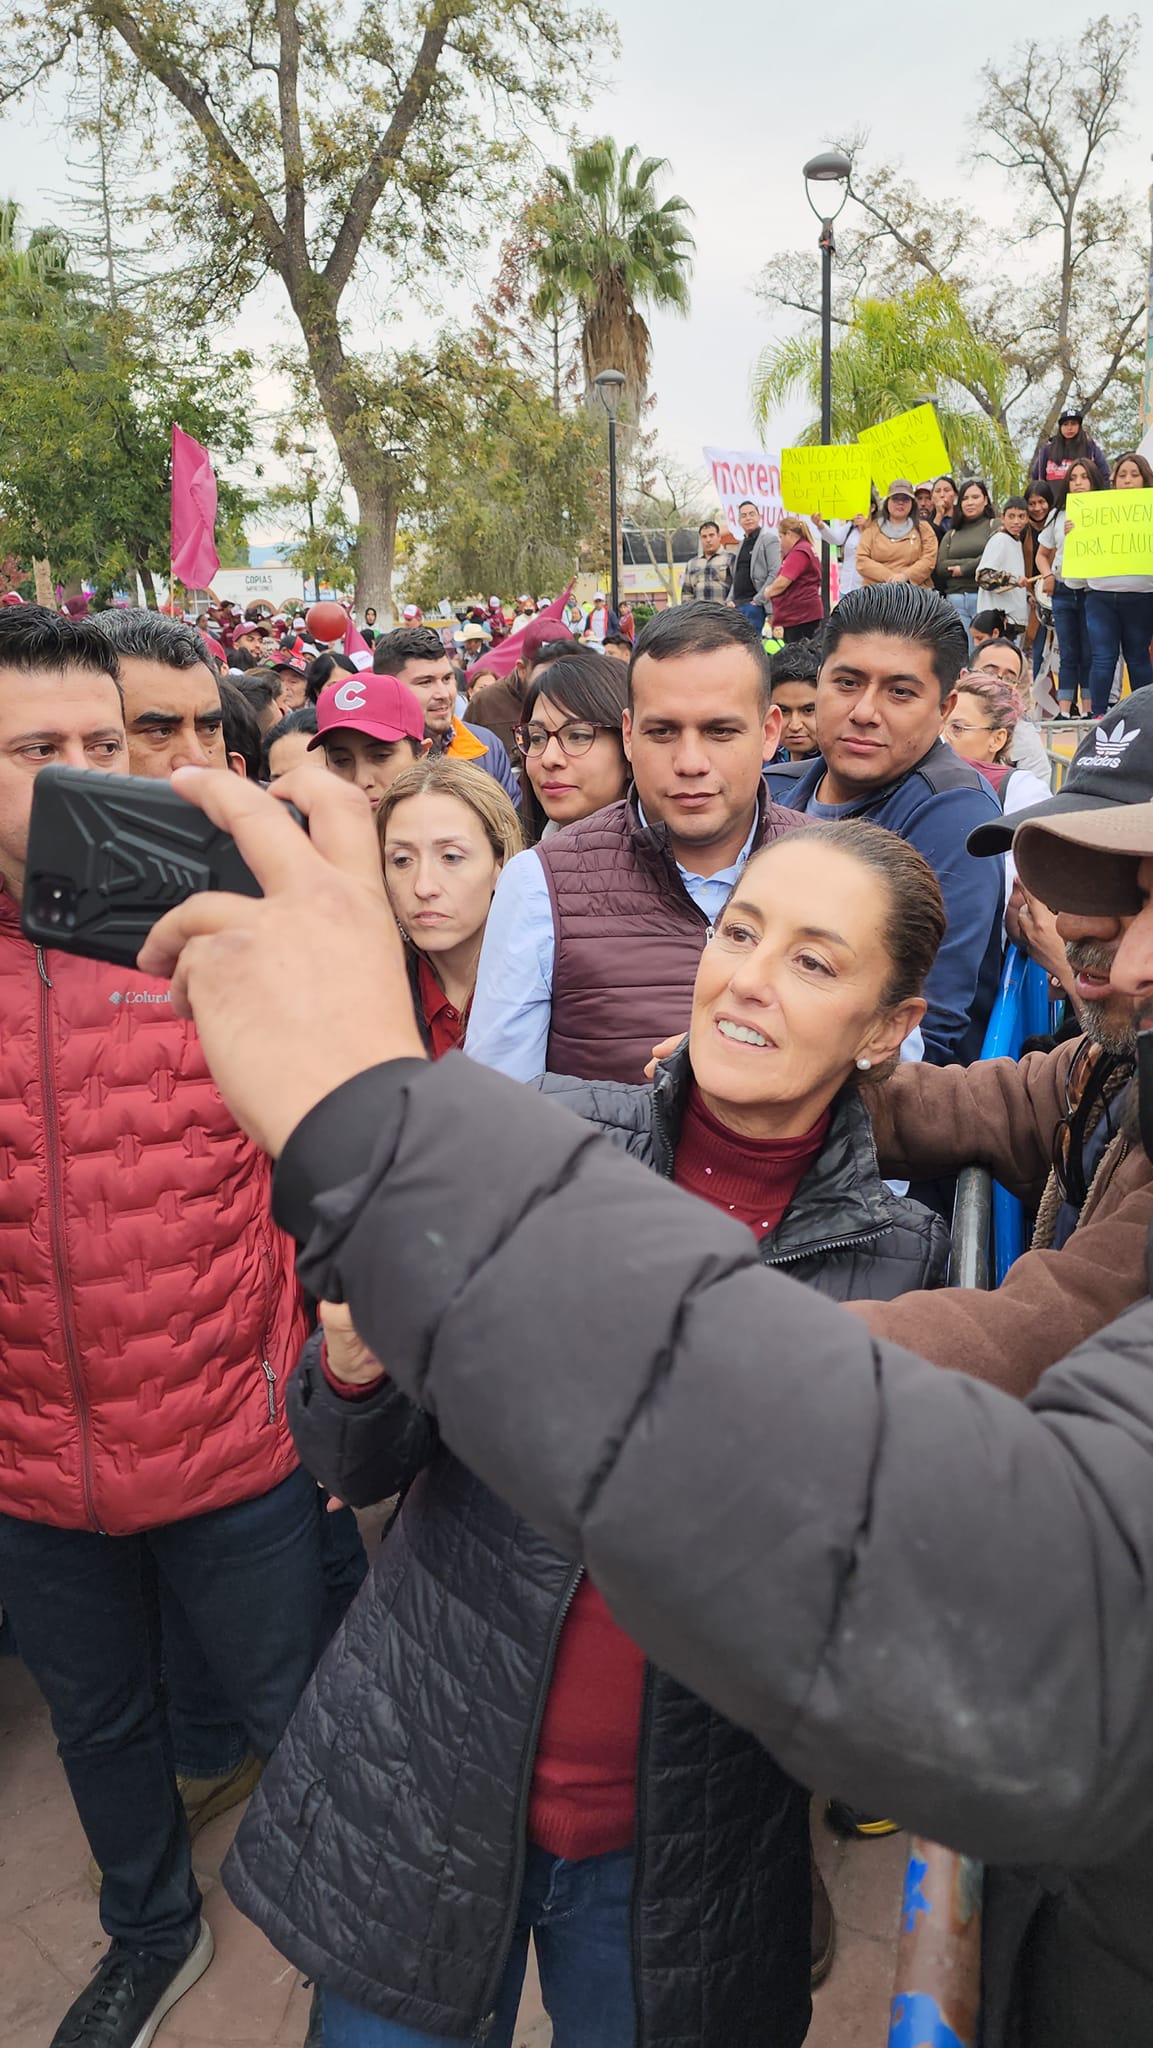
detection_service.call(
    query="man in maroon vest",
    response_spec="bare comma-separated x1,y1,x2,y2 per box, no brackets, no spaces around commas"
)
465,602,800,1083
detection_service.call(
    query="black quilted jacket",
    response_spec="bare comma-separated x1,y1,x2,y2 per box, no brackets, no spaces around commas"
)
539,1042,952,1294
225,1056,947,2045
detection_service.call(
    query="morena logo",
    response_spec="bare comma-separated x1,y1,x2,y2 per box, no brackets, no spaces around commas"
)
108,990,169,1006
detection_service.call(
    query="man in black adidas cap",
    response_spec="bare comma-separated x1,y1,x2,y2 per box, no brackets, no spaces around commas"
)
837,691,1153,1393
967,698,1153,857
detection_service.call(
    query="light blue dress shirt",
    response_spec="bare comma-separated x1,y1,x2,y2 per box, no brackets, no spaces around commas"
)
465,809,760,1081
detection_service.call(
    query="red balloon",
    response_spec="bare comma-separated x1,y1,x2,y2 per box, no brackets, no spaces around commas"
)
306,601,350,644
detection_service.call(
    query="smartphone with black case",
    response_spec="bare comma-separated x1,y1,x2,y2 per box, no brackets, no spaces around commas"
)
21,765,268,968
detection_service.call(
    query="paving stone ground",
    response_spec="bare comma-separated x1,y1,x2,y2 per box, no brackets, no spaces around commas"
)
0,1655,902,2047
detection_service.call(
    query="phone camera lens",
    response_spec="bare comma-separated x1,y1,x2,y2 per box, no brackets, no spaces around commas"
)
36,877,78,932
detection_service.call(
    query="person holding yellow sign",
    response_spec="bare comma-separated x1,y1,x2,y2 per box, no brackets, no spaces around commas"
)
1069,452,1153,716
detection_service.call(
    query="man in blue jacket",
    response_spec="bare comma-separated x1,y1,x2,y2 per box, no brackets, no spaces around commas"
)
766,583,1003,1065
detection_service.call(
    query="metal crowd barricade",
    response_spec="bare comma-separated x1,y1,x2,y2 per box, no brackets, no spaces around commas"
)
1037,718,1095,791
887,944,1055,2043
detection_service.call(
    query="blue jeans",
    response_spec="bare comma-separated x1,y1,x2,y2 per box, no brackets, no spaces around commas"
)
163,1491,367,1776
0,1467,326,1958
1051,583,1090,708
321,1845,636,2047
946,589,978,648
1084,588,1153,715
737,602,766,635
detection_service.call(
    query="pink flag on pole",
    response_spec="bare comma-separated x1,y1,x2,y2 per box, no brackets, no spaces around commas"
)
467,581,575,681
344,615,373,671
171,426,220,590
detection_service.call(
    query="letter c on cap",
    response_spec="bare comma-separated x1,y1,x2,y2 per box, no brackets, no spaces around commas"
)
333,679,367,711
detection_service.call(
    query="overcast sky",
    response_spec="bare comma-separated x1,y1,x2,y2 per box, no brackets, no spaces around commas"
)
4,0,1152,517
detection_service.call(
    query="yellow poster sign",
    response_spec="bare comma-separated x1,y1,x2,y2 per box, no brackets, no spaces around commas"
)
858,405,952,493
780,443,873,519
1063,488,1153,577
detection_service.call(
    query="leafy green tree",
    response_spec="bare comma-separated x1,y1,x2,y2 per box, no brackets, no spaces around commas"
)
403,353,599,603
0,206,252,599
753,281,1020,498
0,0,611,612
529,139,694,420
263,467,359,598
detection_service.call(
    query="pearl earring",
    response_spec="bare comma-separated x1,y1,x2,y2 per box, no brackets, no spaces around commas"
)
856,1057,872,1071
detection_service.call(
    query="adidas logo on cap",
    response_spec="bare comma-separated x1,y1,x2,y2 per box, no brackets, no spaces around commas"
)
1082,718,1141,770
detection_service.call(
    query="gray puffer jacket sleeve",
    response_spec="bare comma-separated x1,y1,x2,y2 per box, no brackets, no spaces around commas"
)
273,1052,1153,1871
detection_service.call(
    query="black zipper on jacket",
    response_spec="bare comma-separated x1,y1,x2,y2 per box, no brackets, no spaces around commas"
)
765,1224,888,1267
36,947,102,1532
650,1081,887,1267
629,1667,654,2046
474,1562,583,2040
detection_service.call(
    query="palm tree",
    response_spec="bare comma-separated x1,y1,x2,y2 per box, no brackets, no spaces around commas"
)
752,280,1019,498
529,139,694,420
0,203,89,314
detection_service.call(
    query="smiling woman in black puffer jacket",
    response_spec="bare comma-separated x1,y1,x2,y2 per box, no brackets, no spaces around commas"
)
225,821,949,2048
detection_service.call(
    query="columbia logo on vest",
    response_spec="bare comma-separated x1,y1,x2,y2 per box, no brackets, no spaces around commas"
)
108,990,169,1005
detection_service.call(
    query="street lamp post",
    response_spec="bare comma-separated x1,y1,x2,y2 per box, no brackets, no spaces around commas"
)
802,150,852,617
294,443,320,602
594,369,626,618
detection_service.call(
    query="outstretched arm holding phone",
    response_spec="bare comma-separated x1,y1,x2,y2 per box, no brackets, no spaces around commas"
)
138,766,1153,1878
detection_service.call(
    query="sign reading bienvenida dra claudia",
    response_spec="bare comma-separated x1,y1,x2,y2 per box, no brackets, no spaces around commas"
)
1063,489,1153,578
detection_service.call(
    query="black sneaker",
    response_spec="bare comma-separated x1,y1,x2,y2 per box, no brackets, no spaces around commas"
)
50,1918,213,2047
824,1799,901,1840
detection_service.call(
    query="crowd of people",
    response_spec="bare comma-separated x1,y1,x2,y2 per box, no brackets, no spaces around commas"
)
4,398,1153,2048
677,402,1153,735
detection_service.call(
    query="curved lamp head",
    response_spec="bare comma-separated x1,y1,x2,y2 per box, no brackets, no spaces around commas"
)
803,148,852,224
593,368,626,420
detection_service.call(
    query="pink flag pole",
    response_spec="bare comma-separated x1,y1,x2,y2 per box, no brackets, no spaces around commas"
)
171,425,221,610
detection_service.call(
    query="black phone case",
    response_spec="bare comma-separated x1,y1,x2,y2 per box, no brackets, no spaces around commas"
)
21,765,262,968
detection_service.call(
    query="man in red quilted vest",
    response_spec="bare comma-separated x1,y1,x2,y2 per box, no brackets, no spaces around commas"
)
0,607,325,2048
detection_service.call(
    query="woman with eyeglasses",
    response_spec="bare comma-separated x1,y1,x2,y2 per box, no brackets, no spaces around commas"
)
942,674,1051,839
514,646,630,844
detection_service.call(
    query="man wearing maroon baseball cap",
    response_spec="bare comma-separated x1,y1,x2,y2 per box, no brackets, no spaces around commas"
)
309,671,428,811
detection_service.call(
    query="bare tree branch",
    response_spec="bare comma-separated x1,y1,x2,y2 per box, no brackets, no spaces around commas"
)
323,7,453,298
94,0,289,268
